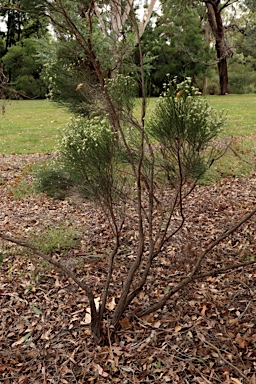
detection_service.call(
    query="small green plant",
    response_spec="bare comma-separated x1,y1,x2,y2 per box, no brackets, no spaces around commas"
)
23,224,81,283
29,223,81,255
37,116,126,207
35,164,73,199
7,177,34,199
7,163,37,199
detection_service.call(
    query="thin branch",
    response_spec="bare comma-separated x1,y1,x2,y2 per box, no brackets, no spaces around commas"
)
229,145,255,167
111,8,147,327
121,2,133,26
139,0,158,38
0,232,97,319
135,205,256,318
99,242,119,320
193,259,256,279
94,3,108,37
196,332,248,382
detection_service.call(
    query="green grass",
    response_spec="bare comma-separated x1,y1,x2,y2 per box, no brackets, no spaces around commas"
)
0,100,71,154
204,95,256,182
1,96,255,183
205,94,256,137
1,95,256,155
29,223,81,255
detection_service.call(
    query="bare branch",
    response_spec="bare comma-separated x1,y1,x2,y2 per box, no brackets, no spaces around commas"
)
0,232,97,319
121,1,133,26
139,0,158,38
99,242,119,320
196,332,248,381
193,259,256,279
135,205,256,318
94,3,108,36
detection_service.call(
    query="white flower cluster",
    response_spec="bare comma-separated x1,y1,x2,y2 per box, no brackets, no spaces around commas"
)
59,116,113,160
150,76,225,147
176,77,202,97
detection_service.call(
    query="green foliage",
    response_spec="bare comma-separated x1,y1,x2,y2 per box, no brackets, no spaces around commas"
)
59,117,121,203
140,7,213,95
105,74,138,118
35,165,73,199
29,224,80,255
229,60,256,94
36,78,226,204
1,38,47,98
0,2,49,98
36,117,126,206
41,40,97,115
149,77,225,183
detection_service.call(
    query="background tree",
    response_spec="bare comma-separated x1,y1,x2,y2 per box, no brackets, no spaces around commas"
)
227,1,256,93
161,0,243,95
0,0,49,98
202,0,237,94
139,4,213,95
1,38,47,98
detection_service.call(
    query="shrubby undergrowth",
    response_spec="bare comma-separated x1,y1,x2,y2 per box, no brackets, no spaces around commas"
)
37,78,224,201
35,77,227,342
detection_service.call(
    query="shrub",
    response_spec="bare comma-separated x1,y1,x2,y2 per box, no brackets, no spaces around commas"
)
37,116,126,206
149,77,224,184
35,166,73,199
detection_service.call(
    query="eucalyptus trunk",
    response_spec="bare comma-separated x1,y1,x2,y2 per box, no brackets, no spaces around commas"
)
205,1,232,95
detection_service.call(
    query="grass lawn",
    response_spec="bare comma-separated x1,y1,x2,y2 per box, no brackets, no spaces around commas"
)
205,94,256,137
0,100,71,154
1,95,256,154
0,96,255,182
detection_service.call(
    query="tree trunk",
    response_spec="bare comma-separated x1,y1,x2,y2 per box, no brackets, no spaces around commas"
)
217,56,229,94
215,7,229,95
205,1,231,95
90,314,103,344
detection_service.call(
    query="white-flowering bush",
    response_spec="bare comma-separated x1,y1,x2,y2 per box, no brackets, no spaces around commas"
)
36,117,120,202
149,77,225,183
59,117,117,201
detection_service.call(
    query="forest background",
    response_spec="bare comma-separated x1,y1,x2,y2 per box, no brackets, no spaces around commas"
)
1,0,256,100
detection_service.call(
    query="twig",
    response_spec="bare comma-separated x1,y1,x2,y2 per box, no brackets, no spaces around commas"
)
237,300,252,320
197,333,249,383
0,232,98,320
199,373,214,384
193,259,256,280
106,317,115,362
230,145,255,166
223,326,247,371
135,205,256,318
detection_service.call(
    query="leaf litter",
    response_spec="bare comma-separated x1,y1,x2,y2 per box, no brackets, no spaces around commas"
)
0,154,255,383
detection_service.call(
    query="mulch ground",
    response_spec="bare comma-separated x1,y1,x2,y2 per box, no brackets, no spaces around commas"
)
0,154,255,384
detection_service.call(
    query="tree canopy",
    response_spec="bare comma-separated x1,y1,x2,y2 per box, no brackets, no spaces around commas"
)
1,0,256,98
